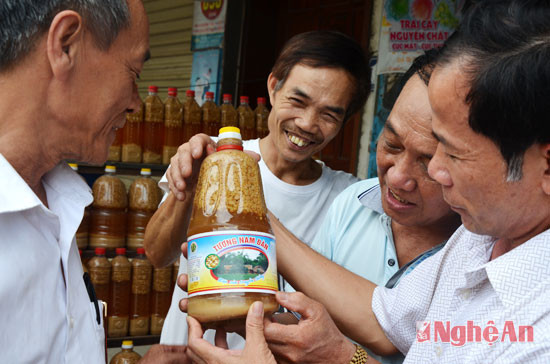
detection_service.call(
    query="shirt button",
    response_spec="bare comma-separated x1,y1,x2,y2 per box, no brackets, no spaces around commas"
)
388,259,396,266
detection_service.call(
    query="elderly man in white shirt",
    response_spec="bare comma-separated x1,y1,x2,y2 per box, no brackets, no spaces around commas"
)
182,1,550,363
0,1,190,363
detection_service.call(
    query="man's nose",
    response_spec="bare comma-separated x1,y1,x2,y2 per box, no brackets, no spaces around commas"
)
294,108,318,134
387,156,416,192
428,144,452,187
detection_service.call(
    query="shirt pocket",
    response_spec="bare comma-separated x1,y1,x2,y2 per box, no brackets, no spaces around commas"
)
89,300,106,344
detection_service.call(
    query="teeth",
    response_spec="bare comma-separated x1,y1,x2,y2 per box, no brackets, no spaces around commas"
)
390,189,408,204
288,134,308,147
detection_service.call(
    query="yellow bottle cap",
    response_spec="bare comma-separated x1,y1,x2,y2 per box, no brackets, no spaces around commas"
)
67,163,78,171
104,165,116,173
121,340,133,349
219,126,240,134
218,127,242,140
140,168,152,176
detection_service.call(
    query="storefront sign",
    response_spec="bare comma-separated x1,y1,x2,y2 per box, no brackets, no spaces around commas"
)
191,0,227,50
377,0,462,74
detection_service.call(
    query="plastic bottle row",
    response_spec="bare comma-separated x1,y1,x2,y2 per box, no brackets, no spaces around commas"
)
74,165,162,251
83,247,180,338
108,86,270,164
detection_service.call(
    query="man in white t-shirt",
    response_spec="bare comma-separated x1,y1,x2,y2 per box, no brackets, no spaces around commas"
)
143,30,370,346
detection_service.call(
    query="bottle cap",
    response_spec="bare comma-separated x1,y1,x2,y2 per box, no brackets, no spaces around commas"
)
95,247,106,256
121,340,133,349
148,85,158,93
168,87,177,96
257,97,266,104
104,165,116,173
115,248,126,255
223,93,232,102
68,163,78,171
136,247,146,255
218,126,242,140
205,91,214,99
140,168,152,176
240,96,249,104
186,90,195,97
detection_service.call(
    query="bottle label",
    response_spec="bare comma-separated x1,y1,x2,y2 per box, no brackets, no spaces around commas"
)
187,230,278,297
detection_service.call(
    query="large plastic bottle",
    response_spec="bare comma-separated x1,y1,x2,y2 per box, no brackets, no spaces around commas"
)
129,247,152,336
220,93,238,128
255,97,270,139
237,96,256,140
88,247,111,305
122,97,144,163
162,87,183,165
187,127,278,328
89,165,128,250
150,265,173,335
127,168,162,250
201,91,220,137
183,90,202,143
108,248,131,338
108,128,124,162
69,163,90,249
143,85,164,164
109,340,142,364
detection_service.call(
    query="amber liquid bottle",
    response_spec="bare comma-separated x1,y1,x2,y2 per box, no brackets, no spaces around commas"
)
187,127,278,328
201,91,220,136
150,265,173,335
130,247,152,336
255,97,270,139
162,87,183,165
108,128,124,162
89,165,127,250
127,168,161,250
108,248,131,338
109,340,142,364
220,93,238,128
143,85,164,164
237,95,256,140
183,90,202,143
122,97,144,163
88,247,111,305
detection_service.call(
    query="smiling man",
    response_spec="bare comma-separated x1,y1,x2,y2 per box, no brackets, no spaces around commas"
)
0,1,189,363
143,30,370,347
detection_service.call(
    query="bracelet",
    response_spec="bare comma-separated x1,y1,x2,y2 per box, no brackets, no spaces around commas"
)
349,344,369,364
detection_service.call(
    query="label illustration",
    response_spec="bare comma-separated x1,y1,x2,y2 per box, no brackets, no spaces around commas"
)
187,230,278,297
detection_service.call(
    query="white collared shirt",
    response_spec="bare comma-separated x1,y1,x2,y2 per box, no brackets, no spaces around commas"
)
373,225,550,363
0,155,105,363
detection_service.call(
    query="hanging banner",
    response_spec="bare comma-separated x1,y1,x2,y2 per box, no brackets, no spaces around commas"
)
377,0,463,74
191,49,223,106
191,0,227,51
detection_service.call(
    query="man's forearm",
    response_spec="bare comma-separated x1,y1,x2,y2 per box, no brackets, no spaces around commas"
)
270,215,398,356
144,192,193,268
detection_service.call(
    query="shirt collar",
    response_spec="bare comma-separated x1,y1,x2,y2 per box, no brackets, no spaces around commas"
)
484,229,550,307
357,183,384,214
0,154,92,214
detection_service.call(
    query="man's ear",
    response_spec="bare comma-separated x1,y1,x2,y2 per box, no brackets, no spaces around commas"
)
541,143,550,196
267,72,279,107
47,10,83,80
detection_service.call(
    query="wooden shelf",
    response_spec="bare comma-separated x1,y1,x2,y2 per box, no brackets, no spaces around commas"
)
69,161,168,176
107,335,160,348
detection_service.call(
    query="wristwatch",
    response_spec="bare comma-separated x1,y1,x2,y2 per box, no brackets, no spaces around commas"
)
349,344,369,364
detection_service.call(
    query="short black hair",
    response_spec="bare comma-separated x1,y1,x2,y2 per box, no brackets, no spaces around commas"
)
436,0,550,180
271,30,370,122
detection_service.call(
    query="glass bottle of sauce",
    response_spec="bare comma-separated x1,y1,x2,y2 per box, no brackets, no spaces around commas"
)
87,247,111,305
162,87,183,165
108,248,131,338
122,97,144,163
143,85,164,164
127,168,162,250
183,90,202,143
220,94,238,128
237,96,256,140
187,127,279,328
89,165,127,250
150,265,173,335
109,340,142,364
201,91,220,137
129,247,152,336
255,97,270,139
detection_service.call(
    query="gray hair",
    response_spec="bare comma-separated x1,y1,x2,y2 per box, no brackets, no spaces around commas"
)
0,0,130,72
